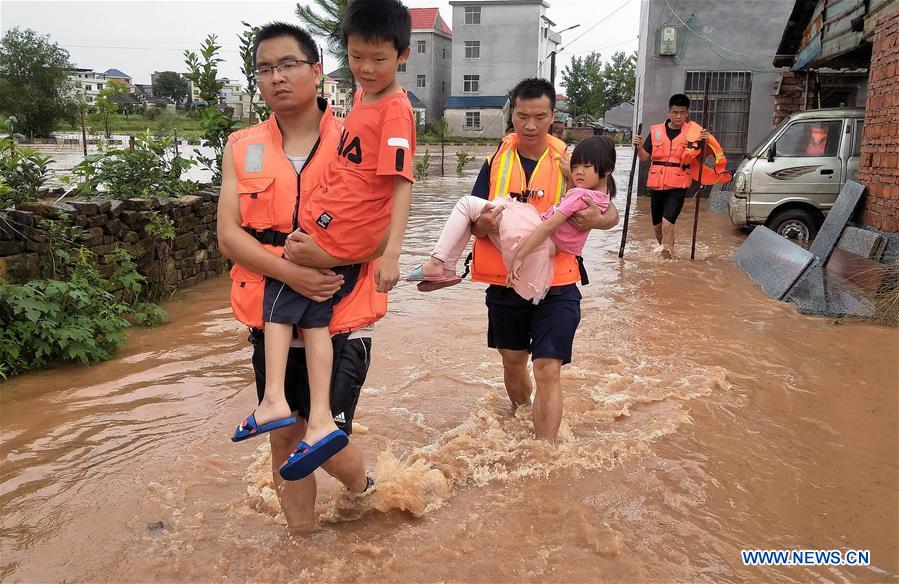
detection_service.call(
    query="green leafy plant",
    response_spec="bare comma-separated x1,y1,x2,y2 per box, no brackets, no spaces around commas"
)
414,147,431,181
144,210,176,241
0,137,53,206
0,244,169,377
456,150,475,175
72,131,197,199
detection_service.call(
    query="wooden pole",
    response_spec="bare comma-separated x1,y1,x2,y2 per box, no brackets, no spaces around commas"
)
80,106,88,156
690,76,711,261
618,121,643,258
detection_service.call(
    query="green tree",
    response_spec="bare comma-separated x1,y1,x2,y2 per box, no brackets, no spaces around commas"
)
0,27,75,137
430,117,449,177
560,52,603,118
601,51,637,114
296,0,348,70
94,79,130,138
238,21,261,123
152,71,189,104
183,36,236,184
183,35,224,104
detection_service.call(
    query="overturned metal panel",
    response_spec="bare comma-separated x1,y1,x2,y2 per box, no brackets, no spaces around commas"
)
808,180,866,264
733,226,816,300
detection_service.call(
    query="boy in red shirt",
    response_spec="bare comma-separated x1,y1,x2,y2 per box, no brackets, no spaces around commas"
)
233,0,415,482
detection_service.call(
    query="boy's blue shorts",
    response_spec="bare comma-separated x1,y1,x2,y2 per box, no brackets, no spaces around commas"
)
485,283,581,365
263,263,361,329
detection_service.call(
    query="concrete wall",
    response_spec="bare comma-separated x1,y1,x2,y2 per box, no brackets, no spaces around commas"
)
450,1,544,97
445,105,509,139
0,190,228,293
635,0,793,193
397,30,453,122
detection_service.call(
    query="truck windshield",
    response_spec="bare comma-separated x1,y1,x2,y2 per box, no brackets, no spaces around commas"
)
748,118,789,158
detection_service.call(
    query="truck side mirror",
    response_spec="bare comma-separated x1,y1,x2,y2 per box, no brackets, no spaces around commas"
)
767,143,776,162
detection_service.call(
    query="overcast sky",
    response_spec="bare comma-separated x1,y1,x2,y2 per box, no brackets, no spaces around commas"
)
1,0,640,92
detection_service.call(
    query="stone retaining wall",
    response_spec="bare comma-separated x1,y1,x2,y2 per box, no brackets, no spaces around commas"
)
0,188,227,295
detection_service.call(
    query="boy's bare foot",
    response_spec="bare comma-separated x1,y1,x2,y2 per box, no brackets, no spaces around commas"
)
660,246,673,259
252,397,294,426
304,419,341,448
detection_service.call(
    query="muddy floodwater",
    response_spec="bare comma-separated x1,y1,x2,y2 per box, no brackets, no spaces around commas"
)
1,147,897,582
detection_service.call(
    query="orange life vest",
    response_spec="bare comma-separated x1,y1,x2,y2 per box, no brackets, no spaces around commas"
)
227,99,387,334
648,121,731,188
470,133,581,287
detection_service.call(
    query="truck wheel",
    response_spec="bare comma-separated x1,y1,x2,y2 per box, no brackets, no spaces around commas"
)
768,208,819,242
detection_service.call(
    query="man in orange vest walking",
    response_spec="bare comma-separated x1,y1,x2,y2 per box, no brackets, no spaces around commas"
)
468,78,620,441
633,93,710,258
217,23,384,531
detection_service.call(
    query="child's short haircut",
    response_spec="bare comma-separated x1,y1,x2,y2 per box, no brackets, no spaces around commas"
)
510,78,556,110
253,22,320,67
342,0,412,54
669,93,690,109
570,136,617,197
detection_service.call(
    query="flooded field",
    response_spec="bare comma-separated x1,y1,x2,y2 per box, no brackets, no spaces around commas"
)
1,147,896,582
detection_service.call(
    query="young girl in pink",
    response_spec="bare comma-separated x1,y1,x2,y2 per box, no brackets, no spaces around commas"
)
408,136,616,303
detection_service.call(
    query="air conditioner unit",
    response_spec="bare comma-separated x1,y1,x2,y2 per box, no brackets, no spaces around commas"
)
658,25,678,56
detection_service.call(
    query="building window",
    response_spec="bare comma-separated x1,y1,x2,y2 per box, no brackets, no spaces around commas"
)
417,75,426,88
774,120,842,157
97,83,103,90
465,111,480,128
464,41,480,59
442,81,446,93
463,75,479,93
685,71,752,155
398,63,406,72
443,48,447,59
417,40,427,54
465,6,481,25
85,84,93,91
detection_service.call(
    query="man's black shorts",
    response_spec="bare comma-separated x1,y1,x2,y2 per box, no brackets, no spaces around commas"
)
649,188,687,225
249,329,371,435
485,283,581,365
263,263,361,329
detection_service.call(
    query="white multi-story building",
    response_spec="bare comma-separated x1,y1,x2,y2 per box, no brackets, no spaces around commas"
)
445,0,561,137
68,68,108,103
395,7,453,123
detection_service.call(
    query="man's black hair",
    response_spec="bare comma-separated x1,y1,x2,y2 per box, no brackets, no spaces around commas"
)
253,22,319,67
510,78,556,110
570,136,617,197
669,93,690,109
342,0,412,54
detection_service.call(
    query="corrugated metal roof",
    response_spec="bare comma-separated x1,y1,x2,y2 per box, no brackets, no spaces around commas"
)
444,95,509,108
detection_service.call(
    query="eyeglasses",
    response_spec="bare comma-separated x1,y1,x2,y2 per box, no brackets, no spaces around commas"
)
254,59,314,79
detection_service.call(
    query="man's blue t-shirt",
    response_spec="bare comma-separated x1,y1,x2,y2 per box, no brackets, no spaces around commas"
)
471,153,540,199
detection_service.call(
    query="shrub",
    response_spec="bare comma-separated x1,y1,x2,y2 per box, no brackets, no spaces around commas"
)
0,138,53,207
414,148,431,181
72,131,196,199
455,150,475,175
0,245,167,377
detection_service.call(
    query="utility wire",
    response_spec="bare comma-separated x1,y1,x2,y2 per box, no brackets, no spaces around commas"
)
558,0,633,54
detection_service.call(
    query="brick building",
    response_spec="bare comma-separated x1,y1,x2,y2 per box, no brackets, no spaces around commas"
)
774,0,898,234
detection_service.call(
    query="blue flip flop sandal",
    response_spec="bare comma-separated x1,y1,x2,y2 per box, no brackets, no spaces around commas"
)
279,429,350,481
231,412,297,442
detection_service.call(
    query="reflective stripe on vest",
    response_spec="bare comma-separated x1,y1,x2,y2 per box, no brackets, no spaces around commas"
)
227,100,387,333
470,133,580,287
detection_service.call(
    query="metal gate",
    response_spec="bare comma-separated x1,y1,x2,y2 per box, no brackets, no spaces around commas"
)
685,71,752,156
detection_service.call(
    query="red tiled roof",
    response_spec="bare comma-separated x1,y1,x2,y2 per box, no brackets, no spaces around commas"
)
409,7,452,35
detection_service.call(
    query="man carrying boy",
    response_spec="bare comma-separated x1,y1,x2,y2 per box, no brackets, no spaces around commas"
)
217,15,408,529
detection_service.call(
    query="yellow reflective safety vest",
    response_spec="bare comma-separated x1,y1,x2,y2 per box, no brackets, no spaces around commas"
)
227,99,387,334
470,133,581,287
